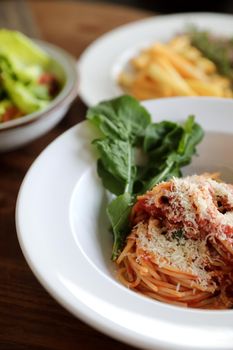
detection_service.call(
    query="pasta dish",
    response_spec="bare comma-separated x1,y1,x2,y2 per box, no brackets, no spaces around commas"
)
116,174,233,309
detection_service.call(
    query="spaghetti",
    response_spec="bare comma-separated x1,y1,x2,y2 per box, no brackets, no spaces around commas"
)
116,174,233,309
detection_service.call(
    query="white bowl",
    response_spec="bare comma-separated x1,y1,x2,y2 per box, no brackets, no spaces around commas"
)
0,40,78,152
16,97,233,350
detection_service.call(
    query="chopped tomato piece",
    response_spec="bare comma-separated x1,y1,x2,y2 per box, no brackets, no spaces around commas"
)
38,73,60,96
2,106,23,122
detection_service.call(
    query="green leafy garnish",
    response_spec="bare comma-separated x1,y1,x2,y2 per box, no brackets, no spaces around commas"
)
87,95,204,259
188,26,233,81
107,193,134,260
87,95,150,142
172,229,184,240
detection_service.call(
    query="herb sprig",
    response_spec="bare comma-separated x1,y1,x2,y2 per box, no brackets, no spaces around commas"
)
188,27,233,82
87,95,204,259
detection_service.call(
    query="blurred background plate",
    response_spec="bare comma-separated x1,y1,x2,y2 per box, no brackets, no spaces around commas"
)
78,12,233,106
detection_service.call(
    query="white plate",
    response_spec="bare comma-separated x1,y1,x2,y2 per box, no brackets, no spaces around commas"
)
16,97,233,350
78,12,233,106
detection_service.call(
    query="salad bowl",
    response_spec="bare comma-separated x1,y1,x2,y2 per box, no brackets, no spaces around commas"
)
0,40,78,152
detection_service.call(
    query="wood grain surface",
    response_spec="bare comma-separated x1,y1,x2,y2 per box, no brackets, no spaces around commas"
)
0,1,152,349
0,0,40,38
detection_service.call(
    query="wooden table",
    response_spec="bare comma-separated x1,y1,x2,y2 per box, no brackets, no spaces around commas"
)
0,2,152,349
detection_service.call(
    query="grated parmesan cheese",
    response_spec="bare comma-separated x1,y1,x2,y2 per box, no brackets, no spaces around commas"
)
147,175,233,241
133,174,233,291
136,220,212,290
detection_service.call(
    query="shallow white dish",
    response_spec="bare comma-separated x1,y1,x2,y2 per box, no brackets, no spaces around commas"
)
16,97,233,350
0,40,78,152
78,12,233,106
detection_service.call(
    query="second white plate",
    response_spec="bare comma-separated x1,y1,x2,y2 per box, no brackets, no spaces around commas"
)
78,12,233,106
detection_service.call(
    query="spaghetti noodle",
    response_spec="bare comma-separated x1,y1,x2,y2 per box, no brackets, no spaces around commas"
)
116,174,233,309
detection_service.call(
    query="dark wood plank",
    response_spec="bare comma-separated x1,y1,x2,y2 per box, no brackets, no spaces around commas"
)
28,0,152,57
0,0,40,37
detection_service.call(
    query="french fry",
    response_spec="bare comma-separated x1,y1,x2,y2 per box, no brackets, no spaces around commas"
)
131,73,172,99
131,88,161,100
195,57,216,74
151,43,205,80
186,79,223,97
169,35,190,51
224,89,233,98
131,52,150,70
147,62,196,96
211,75,231,89
117,34,233,100
118,72,134,88
155,57,197,95
179,47,202,63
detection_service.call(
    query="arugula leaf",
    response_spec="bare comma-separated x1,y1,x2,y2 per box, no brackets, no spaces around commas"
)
107,193,133,260
97,160,124,196
140,115,204,192
143,121,178,152
87,96,152,258
145,125,183,166
87,95,151,143
140,157,176,192
176,116,204,166
93,138,136,194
